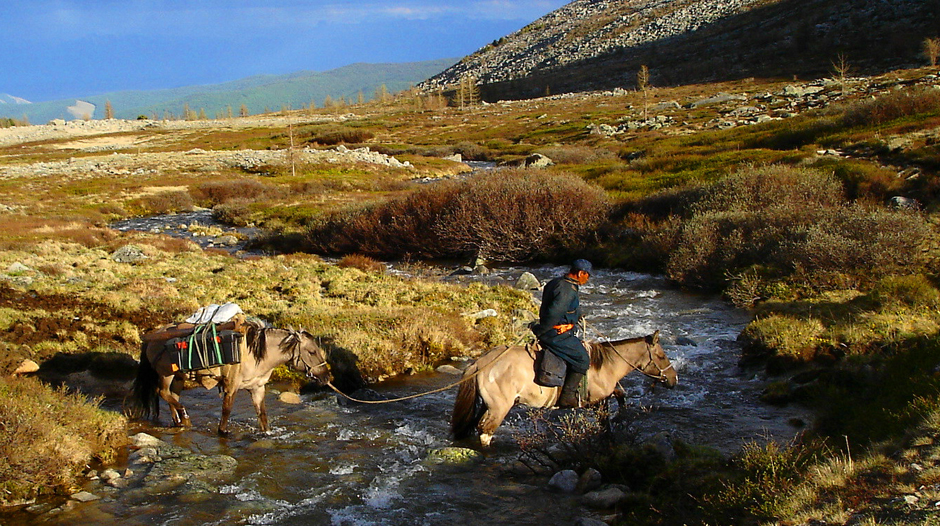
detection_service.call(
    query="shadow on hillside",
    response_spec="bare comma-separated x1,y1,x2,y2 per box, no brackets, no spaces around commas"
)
482,0,940,101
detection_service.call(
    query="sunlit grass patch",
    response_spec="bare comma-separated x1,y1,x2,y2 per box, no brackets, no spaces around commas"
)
0,376,126,505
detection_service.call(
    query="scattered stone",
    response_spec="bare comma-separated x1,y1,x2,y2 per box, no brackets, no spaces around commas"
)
7,262,31,273
467,309,498,319
575,518,609,526
515,272,541,290
548,469,580,493
111,244,148,264
99,468,121,481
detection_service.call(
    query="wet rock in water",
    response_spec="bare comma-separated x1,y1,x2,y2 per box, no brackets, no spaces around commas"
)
436,364,462,375
515,271,541,291
675,336,698,347
425,447,483,466
548,469,579,493
141,449,238,493
214,235,240,246
581,487,626,509
131,432,164,448
69,491,100,502
278,391,302,404
111,244,147,263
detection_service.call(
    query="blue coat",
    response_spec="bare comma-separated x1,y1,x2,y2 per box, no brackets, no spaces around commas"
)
531,275,590,374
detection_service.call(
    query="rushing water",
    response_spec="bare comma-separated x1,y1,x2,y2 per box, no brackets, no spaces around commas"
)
5,263,809,526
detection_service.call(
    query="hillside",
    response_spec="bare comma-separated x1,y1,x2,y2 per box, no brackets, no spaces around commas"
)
421,0,940,100
0,59,457,123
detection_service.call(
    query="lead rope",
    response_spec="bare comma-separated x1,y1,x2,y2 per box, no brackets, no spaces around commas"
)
323,333,528,405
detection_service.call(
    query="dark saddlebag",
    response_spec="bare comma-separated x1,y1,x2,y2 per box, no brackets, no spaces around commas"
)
165,326,242,372
535,348,567,387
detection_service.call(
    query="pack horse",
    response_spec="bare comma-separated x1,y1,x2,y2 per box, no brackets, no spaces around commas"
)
129,319,330,435
451,331,678,446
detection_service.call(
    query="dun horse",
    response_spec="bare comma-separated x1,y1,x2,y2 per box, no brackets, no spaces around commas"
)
129,325,330,435
452,331,677,446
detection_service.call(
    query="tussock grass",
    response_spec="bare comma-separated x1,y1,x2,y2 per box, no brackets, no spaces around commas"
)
0,377,126,505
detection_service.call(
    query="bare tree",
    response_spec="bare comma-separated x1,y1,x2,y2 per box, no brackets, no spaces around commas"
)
239,104,249,117
831,53,852,94
104,100,114,120
924,38,940,67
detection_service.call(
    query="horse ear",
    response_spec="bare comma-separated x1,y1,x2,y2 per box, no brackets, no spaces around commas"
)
651,330,660,344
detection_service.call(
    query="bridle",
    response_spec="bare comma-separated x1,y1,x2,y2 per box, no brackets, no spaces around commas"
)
600,338,675,383
283,329,330,380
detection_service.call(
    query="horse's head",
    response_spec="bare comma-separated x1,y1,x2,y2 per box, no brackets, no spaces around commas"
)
641,331,678,388
286,329,331,385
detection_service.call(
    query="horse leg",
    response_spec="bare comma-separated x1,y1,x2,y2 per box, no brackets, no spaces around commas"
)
248,387,269,433
217,379,238,436
613,386,627,413
477,400,513,447
170,377,191,427
156,376,188,427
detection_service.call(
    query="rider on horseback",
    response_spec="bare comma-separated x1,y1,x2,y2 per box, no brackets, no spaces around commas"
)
530,259,592,408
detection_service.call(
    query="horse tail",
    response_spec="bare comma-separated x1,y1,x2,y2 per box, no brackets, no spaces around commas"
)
451,366,484,440
128,341,160,419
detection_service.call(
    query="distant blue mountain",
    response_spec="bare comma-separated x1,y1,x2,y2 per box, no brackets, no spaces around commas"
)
0,59,457,123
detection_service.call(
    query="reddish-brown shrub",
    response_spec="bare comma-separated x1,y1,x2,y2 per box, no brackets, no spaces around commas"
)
338,254,386,273
194,180,279,205
842,86,940,127
304,168,611,262
140,191,193,215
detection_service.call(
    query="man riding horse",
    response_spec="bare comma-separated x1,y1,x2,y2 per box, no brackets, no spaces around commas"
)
530,258,593,407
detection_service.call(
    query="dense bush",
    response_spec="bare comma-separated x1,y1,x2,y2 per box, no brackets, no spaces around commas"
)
303,168,610,262
659,165,929,290
842,86,940,127
194,179,281,205
139,190,194,215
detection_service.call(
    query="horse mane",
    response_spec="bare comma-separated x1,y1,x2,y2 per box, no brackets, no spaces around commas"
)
588,335,646,369
244,319,270,361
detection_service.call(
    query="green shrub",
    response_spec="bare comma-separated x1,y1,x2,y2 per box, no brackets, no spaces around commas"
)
871,274,940,309
740,314,826,364
303,168,611,262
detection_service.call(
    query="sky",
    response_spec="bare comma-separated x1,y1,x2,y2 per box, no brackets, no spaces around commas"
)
2,1,569,102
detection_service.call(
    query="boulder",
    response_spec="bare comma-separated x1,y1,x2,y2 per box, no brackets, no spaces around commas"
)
548,469,579,493
278,392,302,404
581,487,626,509
12,359,39,376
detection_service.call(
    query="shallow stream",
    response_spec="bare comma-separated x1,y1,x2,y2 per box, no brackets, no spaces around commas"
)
7,263,809,526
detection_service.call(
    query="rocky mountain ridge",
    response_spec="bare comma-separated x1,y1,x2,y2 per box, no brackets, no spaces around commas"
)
421,0,940,100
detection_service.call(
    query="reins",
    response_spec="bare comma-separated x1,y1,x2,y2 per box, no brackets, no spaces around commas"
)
323,334,527,405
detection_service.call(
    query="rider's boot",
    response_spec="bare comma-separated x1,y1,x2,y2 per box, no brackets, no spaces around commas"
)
557,371,584,408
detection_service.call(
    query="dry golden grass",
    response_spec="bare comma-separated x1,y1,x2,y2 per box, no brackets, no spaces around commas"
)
0,376,126,505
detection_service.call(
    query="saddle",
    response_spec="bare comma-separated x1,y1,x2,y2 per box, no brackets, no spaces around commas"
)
143,314,247,373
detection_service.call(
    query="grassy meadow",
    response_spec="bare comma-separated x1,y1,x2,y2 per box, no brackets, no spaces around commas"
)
1,65,940,522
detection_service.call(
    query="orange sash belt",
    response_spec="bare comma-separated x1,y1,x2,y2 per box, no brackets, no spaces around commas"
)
553,323,574,335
